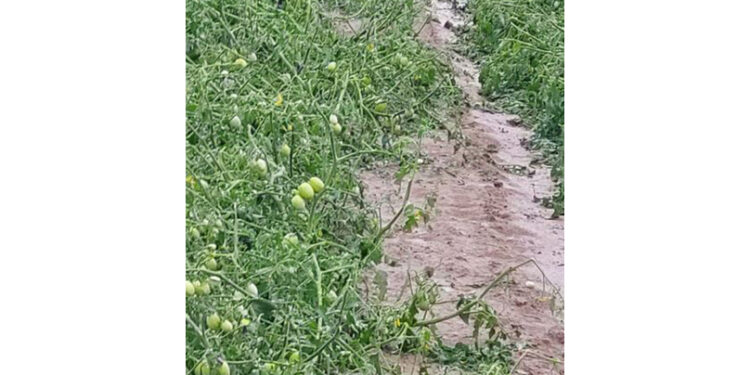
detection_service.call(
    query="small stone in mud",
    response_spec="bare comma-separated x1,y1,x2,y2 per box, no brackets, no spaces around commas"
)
494,181,504,188
525,281,536,288
444,20,453,29
507,115,523,126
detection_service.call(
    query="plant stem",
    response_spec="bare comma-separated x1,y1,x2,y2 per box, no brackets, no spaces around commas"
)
414,259,533,327
375,175,414,242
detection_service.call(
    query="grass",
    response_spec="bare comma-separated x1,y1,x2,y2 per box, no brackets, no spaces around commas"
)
466,0,564,217
184,0,522,374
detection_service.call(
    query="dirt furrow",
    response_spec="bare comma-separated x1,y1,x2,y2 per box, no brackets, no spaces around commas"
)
361,1,565,373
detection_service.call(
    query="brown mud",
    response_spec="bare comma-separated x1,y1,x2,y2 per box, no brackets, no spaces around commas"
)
360,1,565,374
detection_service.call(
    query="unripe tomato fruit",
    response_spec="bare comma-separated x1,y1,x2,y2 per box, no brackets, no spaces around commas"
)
326,62,337,72
218,361,230,375
247,282,259,298
329,114,339,124
298,183,314,200
195,360,210,375
221,320,233,333
289,350,300,363
280,144,291,157
186,281,195,296
332,123,342,134
233,58,247,69
262,363,276,374
291,195,305,210
205,258,218,270
229,116,241,127
309,177,324,193
198,282,211,295
255,159,267,175
207,313,221,330
374,102,387,113
283,233,299,246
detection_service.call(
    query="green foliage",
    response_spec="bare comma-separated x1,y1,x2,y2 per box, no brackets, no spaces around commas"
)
185,0,465,373
431,341,514,374
468,0,564,216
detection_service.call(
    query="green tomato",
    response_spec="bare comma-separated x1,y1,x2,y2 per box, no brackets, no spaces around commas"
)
262,363,276,374
198,282,211,295
308,177,325,193
207,313,221,330
283,233,299,246
280,144,291,157
229,116,241,127
329,114,338,124
221,320,233,333
332,123,342,134
298,183,314,200
289,351,300,364
255,159,267,175
194,280,209,295
189,227,200,238
326,61,337,72
248,52,258,62
291,195,305,210
233,58,247,69
374,102,387,113
247,282,259,298
205,258,218,271
217,361,230,375
186,281,195,296
195,360,210,375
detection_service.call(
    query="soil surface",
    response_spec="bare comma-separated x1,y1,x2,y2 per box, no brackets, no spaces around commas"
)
360,1,565,373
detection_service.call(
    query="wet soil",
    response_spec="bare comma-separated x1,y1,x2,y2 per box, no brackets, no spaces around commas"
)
360,1,565,373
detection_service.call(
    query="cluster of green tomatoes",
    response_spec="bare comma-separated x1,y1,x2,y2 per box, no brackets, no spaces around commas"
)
194,358,230,375
290,176,325,210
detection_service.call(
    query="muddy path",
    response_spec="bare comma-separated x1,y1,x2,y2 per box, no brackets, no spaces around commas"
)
360,1,565,373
